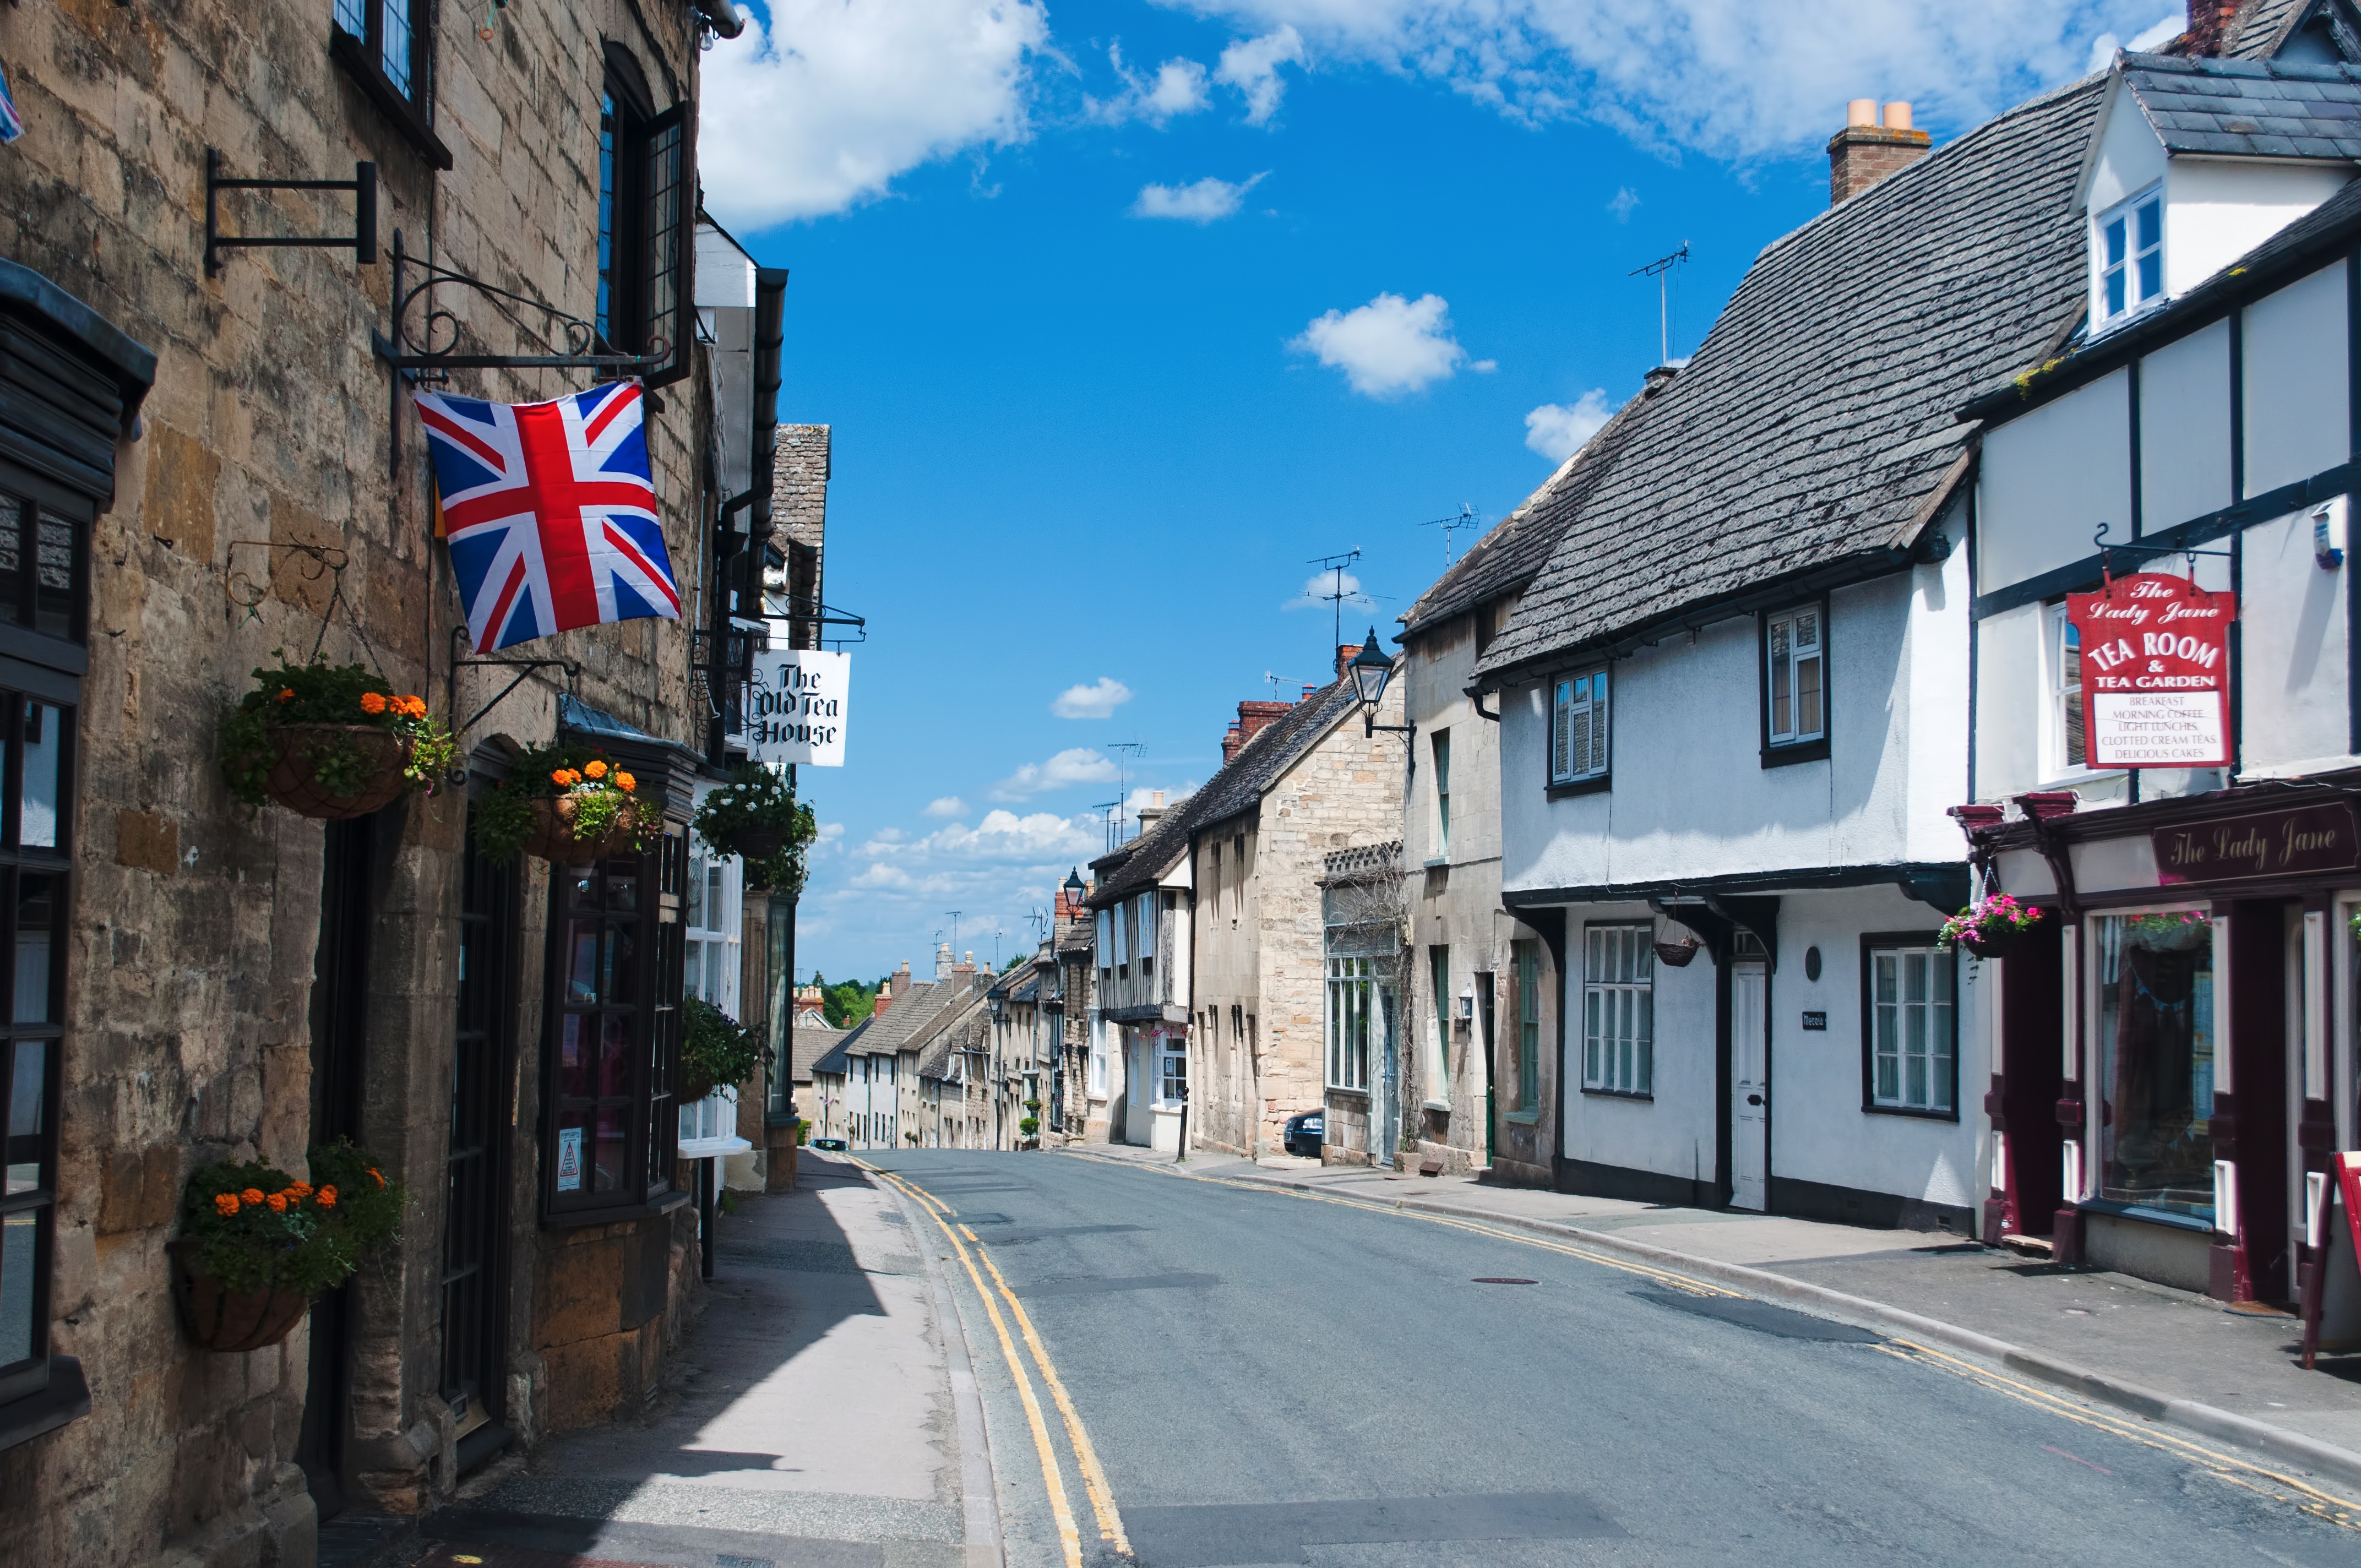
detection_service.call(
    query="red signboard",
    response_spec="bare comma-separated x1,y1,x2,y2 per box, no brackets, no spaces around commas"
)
2152,801,2361,885
2066,572,2234,769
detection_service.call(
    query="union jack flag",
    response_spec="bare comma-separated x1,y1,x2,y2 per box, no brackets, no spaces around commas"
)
415,381,681,652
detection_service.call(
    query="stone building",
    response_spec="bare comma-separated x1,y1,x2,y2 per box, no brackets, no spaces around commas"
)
0,1,795,1563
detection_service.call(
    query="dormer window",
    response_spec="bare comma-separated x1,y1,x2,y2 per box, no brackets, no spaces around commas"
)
2098,188,2163,325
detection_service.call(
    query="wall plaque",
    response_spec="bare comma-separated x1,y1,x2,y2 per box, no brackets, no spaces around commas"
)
1800,1011,1827,1032
2152,799,2361,885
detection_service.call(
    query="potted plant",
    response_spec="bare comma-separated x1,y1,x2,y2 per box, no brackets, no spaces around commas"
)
219,656,458,820
1017,1116,1040,1145
690,765,819,892
680,997,768,1103
472,743,652,864
1938,894,2047,958
171,1140,406,1352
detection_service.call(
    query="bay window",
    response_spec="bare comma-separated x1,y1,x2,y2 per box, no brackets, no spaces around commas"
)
2092,911,2217,1224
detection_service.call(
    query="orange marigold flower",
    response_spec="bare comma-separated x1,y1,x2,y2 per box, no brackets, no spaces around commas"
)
317,1186,337,1207
276,688,295,703
286,1182,312,1199
266,1193,289,1213
615,772,637,793
368,1167,384,1188
241,1187,265,1206
552,768,573,786
213,1193,240,1216
583,760,608,780
405,696,429,717
359,692,388,715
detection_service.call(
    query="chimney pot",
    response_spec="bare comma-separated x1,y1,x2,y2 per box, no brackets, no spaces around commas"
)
1882,101,1912,131
1826,101,1932,206
1847,98,1876,128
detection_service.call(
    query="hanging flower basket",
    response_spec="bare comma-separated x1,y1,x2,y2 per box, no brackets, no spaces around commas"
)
2125,910,2210,952
730,825,789,862
472,745,654,864
681,997,767,1104
1652,937,1702,968
690,765,818,893
1939,894,2046,957
172,1141,405,1353
220,657,458,820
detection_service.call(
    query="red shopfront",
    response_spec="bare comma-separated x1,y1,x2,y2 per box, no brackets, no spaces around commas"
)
1965,785,2361,1305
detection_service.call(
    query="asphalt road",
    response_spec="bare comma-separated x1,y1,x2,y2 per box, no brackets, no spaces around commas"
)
866,1148,2361,1568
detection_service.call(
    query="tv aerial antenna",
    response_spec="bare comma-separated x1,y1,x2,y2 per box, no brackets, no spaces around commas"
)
1090,798,1123,851
1628,240,1691,366
1106,741,1146,839
1308,548,1362,660
1423,504,1481,568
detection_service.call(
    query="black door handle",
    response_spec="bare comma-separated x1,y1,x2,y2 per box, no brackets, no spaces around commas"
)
1746,1094,1764,1106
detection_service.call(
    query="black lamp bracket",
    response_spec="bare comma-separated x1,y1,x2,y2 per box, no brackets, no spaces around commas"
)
205,149,378,278
1363,713,1416,739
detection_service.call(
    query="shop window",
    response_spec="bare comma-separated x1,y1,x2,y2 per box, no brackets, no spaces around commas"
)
543,829,683,1220
1582,923,1654,1097
2094,911,2216,1224
1326,955,1377,1091
1863,940,1956,1115
595,48,691,386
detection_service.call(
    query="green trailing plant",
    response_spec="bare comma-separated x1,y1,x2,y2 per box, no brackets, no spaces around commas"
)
691,764,819,892
219,655,458,807
1936,894,2046,952
179,1139,406,1297
681,997,768,1098
1018,1117,1040,1138
471,742,653,863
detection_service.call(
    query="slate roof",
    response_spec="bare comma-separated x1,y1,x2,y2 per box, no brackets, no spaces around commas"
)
1478,73,2106,679
1397,385,1655,643
1086,677,1364,903
2118,51,2361,161
809,1015,870,1078
789,1015,842,1082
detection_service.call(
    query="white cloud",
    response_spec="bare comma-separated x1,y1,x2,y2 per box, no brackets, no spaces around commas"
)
1132,173,1267,222
1127,784,1196,813
859,809,1105,866
1291,292,1471,399
1215,25,1305,124
1051,677,1135,718
1524,389,1614,461
922,796,969,819
1174,3,2171,158
1284,568,1376,613
699,0,1048,228
989,747,1123,801
1086,45,1215,125
1607,186,1640,221
2086,12,2183,71
851,863,915,889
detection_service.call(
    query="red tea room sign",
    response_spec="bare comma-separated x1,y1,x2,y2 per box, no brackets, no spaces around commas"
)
2066,572,2235,769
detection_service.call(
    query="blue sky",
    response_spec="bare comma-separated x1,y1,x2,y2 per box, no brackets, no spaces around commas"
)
701,0,2180,984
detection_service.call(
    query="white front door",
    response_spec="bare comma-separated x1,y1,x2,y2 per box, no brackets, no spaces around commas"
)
1731,961,1769,1212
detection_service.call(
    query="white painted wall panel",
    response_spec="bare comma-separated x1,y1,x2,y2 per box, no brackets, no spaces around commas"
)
1558,902,1717,1182
1971,601,2043,801
2084,84,2166,220
1903,506,1974,862
2239,508,2351,768
1979,372,2131,595
2169,162,2351,301
2243,260,2349,498
2138,318,2232,531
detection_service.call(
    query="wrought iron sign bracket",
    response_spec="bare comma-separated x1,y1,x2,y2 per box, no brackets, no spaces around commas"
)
373,230,667,472
2092,521,2233,582
446,624,581,739
205,150,378,278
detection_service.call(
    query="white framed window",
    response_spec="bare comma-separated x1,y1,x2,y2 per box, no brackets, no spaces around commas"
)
1550,667,1609,783
1112,900,1127,966
1582,924,1653,1096
1135,893,1156,973
1326,955,1375,1091
1867,943,1956,1114
1765,606,1825,749
1089,1014,1107,1095
2045,602,2086,777
2096,187,2163,325
1432,729,1452,855
1158,1041,1186,1104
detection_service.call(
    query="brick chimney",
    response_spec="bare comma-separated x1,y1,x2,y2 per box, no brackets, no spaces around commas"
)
1827,99,1929,205
891,959,911,995
2183,0,2237,56
1236,700,1291,745
873,983,895,1017
1334,644,1358,680
793,983,825,1017
1221,720,1245,764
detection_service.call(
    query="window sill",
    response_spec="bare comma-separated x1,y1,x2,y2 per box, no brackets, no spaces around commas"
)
330,28,454,169
1581,1087,1654,1102
1546,775,1610,799
1421,1098,1450,1113
1326,1086,1371,1101
0,1357,89,1455
1862,1102,1960,1123
541,1188,692,1231
1503,1110,1541,1125
2076,1197,2218,1234
1762,738,1829,769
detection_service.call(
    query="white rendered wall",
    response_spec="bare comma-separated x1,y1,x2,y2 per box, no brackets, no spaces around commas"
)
2240,507,2353,769
1978,371,2132,592
2243,260,2350,498
2139,318,2232,530
2169,160,2351,301
2083,81,2167,221
1970,601,2046,802
1558,901,1718,1184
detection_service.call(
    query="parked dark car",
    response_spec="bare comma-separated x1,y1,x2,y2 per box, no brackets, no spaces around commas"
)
1282,1112,1323,1159
811,1137,848,1152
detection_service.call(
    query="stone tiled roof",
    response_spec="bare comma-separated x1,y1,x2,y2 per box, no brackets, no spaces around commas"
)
1319,840,1402,886
1086,677,1363,902
789,1015,842,1082
1397,386,1654,643
1478,73,2106,678
2223,0,2349,61
2120,50,2361,160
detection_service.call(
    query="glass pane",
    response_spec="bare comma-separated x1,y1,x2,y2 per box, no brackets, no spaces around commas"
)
2106,265,2126,318
1797,651,1822,737
2137,250,2162,304
380,0,415,95
605,924,638,1005
0,495,20,628
684,856,706,927
594,1106,627,1193
1770,620,1791,737
605,865,638,911
6,1040,42,1195
2095,913,2216,1221
2105,215,2126,267
19,700,60,849
33,511,72,641
1876,1049,1898,1103
1875,954,1897,1006
15,874,53,1025
334,0,366,34
560,1015,592,1098
567,921,601,1004
1794,611,1818,650
2135,198,2161,255
597,95,618,341
568,868,601,912
0,1210,32,1366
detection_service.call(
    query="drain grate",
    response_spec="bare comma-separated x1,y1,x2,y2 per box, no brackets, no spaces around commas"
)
1473,1277,1538,1285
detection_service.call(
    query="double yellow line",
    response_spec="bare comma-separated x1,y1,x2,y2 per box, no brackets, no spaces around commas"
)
863,1163,1131,1568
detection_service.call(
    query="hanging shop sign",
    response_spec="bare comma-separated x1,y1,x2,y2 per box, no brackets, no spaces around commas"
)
2066,572,2234,769
746,648,850,768
2152,799,2361,885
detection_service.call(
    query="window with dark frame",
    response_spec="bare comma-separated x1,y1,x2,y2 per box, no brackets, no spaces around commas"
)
0,467,84,1415
1762,605,1827,761
1512,940,1541,1114
327,0,451,167
1860,935,1956,1117
1549,667,1608,786
595,52,692,388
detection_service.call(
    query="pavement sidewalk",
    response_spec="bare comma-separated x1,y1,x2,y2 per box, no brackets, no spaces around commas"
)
1064,1139,2361,1489
415,1155,988,1568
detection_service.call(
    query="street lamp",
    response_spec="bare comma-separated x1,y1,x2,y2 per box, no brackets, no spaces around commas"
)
1348,628,1415,739
1063,867,1086,914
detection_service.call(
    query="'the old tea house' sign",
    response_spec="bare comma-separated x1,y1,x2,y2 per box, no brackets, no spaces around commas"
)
746,649,850,769
2066,572,2234,769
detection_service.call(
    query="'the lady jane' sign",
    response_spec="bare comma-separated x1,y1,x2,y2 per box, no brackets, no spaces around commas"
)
2066,572,2234,769
746,649,850,768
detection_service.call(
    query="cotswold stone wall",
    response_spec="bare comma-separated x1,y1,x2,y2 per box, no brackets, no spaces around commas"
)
0,1,709,1563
